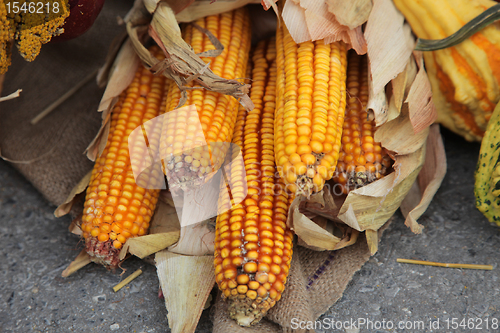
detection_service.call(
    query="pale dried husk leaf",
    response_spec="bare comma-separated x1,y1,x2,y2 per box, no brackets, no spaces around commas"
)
96,31,129,88
287,194,359,251
155,251,215,333
295,215,360,252
156,190,216,256
326,0,373,29
365,229,379,255
282,0,310,43
174,0,260,22
281,0,367,54
374,106,429,155
61,250,92,278
336,143,425,232
54,170,92,217
392,56,417,115
304,142,426,246
367,69,389,127
68,214,83,236
400,124,446,233
406,51,437,133
262,0,278,11
167,222,215,256
365,0,414,96
386,95,401,123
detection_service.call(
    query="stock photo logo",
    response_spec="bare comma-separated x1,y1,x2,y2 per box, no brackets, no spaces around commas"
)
128,104,248,228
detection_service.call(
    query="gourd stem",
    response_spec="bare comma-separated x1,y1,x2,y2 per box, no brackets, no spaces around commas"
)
415,3,500,51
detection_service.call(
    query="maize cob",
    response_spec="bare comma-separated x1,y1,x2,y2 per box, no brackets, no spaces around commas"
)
160,8,251,190
275,0,348,196
214,38,294,327
81,47,168,268
333,51,392,194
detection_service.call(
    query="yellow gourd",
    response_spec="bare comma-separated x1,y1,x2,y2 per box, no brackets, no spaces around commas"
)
394,0,500,141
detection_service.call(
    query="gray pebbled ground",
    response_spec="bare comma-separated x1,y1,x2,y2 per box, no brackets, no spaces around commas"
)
1,128,500,333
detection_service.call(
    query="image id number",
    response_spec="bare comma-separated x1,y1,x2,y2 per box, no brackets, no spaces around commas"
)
445,317,499,330
6,1,60,14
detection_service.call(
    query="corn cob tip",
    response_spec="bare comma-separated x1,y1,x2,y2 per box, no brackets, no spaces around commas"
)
336,155,392,193
227,295,275,327
85,237,121,269
292,152,330,197
332,51,392,194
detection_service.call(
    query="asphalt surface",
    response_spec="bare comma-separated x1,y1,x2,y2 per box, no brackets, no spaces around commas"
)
1,128,500,333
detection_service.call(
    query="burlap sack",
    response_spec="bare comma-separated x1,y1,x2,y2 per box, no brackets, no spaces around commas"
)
0,1,395,332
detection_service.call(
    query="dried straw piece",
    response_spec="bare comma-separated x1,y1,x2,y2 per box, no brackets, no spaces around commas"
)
113,269,143,292
0,88,21,102
397,259,493,270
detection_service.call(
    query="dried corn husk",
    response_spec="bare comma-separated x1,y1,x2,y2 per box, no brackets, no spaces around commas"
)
86,39,140,161
400,125,446,233
365,0,414,96
280,0,367,54
174,0,260,22
167,222,215,256
55,170,93,217
155,251,215,333
326,0,372,29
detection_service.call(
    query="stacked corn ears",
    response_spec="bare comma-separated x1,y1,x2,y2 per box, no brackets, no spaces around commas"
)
81,1,393,327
